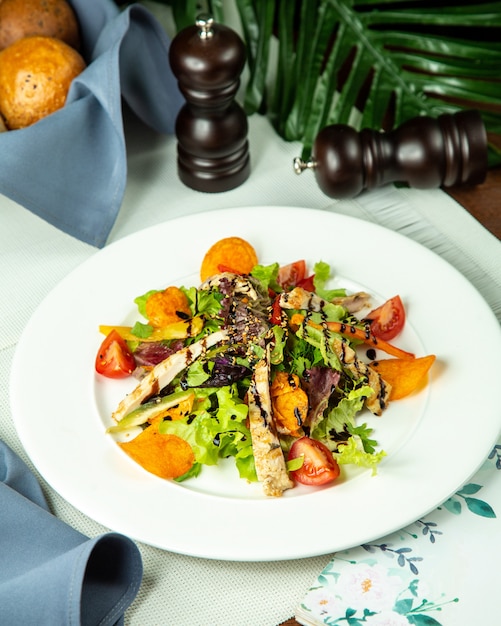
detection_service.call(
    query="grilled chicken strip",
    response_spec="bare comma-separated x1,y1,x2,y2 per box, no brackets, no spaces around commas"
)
247,348,293,497
279,286,371,314
201,272,262,301
332,292,371,313
112,329,229,424
203,273,292,495
332,337,391,416
278,287,328,312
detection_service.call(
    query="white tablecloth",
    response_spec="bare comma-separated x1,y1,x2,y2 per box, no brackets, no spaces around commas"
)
1,112,500,626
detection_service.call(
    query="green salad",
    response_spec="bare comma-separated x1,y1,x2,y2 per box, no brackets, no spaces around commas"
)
96,248,428,497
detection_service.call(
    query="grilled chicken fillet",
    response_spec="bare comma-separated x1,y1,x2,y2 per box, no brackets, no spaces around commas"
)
279,286,371,314
112,329,229,424
247,348,293,497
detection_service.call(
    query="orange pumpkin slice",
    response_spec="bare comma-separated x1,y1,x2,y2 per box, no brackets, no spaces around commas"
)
369,354,436,400
200,236,258,282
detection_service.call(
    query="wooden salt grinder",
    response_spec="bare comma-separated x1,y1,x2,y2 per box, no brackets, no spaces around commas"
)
169,15,250,193
294,110,488,198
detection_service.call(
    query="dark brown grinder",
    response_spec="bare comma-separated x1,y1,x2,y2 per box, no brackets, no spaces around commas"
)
169,15,250,192
294,110,488,198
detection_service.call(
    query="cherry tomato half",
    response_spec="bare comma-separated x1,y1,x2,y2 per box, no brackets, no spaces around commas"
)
365,295,405,342
278,260,316,292
95,329,135,378
288,437,340,486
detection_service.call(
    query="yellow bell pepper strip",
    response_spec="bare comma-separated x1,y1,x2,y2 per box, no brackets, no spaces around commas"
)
99,316,204,343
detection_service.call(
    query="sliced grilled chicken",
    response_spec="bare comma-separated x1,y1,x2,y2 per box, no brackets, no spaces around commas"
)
247,348,293,497
279,286,371,314
278,287,327,312
200,272,261,301
111,329,229,424
332,291,371,313
332,337,391,416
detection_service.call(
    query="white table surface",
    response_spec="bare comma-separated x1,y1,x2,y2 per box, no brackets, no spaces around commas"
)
1,111,500,626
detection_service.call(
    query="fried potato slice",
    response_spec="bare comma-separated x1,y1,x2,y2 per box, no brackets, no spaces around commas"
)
270,371,308,436
118,424,195,479
200,236,258,282
369,354,436,400
145,286,191,328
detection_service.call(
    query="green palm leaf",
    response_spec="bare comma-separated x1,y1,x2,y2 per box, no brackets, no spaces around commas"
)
166,0,501,165
238,0,501,164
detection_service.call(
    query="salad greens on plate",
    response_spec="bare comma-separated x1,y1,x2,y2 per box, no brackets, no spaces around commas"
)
95,236,434,497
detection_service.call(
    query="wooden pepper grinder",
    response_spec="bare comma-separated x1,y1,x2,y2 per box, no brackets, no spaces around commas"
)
169,15,250,193
294,110,488,198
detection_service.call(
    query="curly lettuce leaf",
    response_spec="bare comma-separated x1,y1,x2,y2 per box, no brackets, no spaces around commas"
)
313,261,346,302
286,333,324,377
131,321,154,339
134,289,159,318
311,385,372,443
295,317,342,372
159,385,257,482
181,285,223,318
348,422,379,455
251,262,281,293
174,461,202,482
335,436,386,475
185,360,212,386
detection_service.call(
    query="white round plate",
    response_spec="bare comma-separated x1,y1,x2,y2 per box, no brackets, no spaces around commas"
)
10,206,501,561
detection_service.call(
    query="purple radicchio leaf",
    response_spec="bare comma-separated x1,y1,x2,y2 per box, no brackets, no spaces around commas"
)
198,355,250,387
302,366,340,430
133,340,183,367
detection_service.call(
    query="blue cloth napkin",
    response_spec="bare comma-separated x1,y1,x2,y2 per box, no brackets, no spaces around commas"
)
0,440,143,625
0,0,184,248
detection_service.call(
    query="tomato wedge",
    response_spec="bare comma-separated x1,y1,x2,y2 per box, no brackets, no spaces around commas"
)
278,259,316,292
288,437,340,486
277,260,306,290
365,295,405,341
95,329,135,378
297,274,315,292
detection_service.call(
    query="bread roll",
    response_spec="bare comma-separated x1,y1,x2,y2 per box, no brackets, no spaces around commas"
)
0,35,86,130
0,0,81,51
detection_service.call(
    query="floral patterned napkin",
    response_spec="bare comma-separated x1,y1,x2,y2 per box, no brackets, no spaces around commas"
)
295,441,501,625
